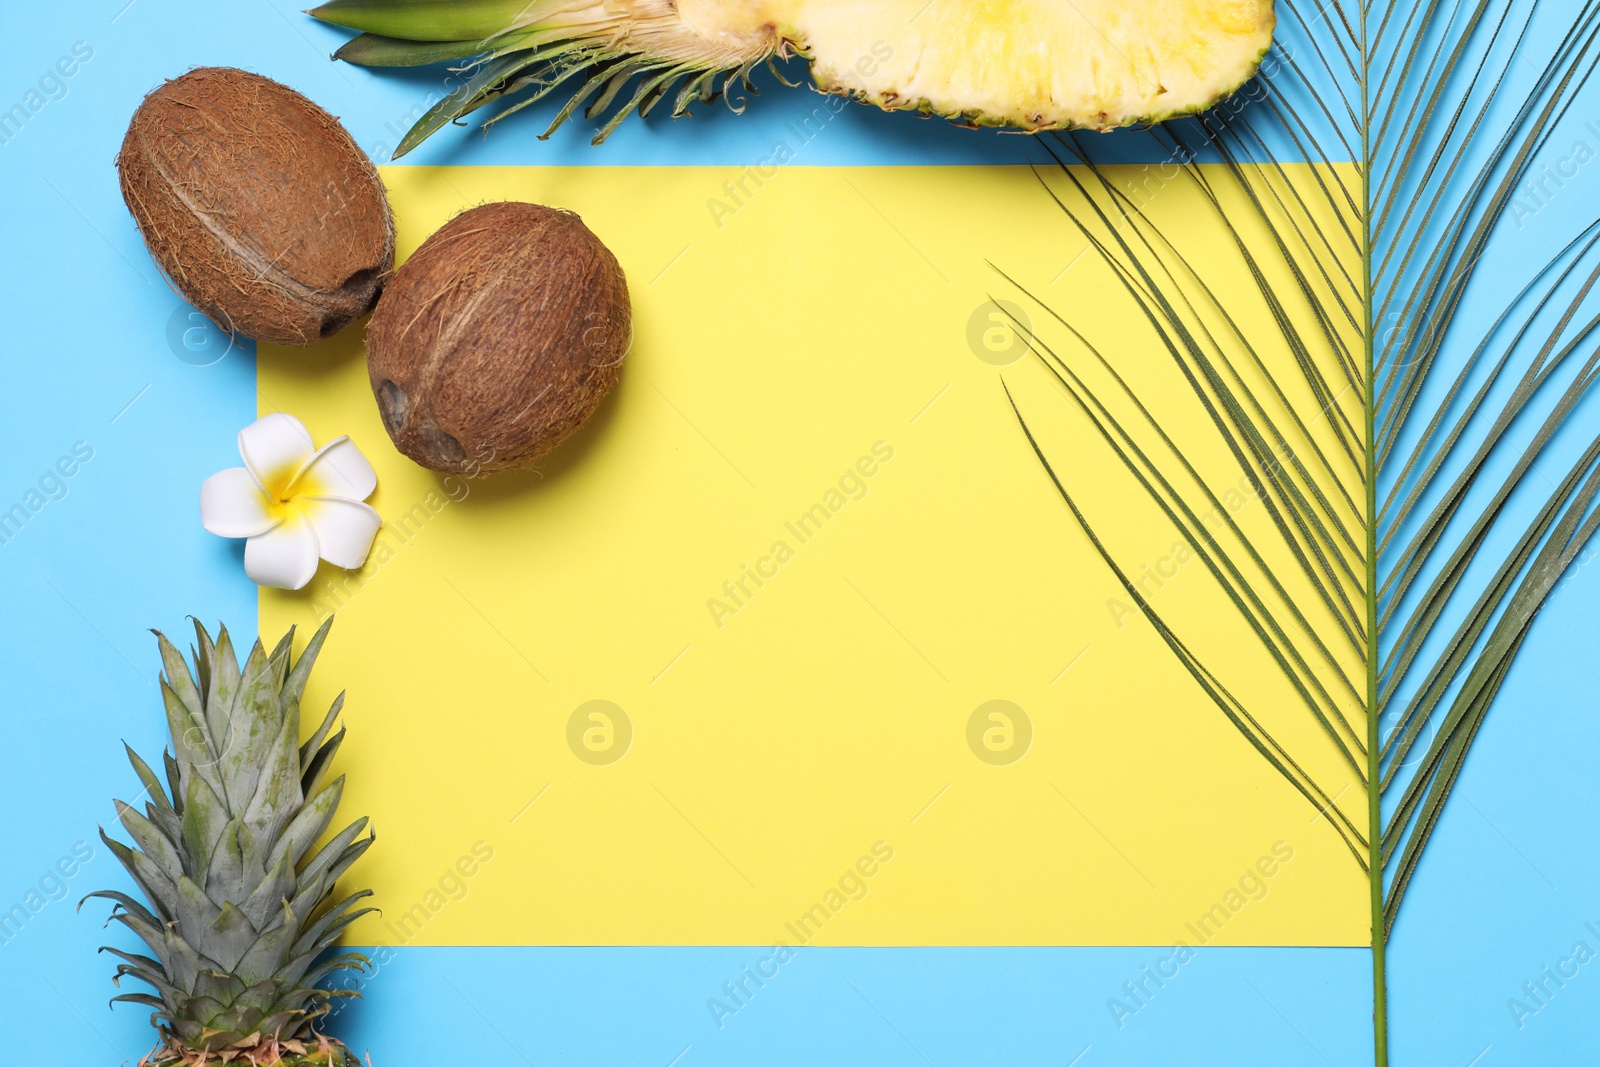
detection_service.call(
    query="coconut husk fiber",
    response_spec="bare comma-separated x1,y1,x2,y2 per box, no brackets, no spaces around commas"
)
117,66,394,346
366,200,631,473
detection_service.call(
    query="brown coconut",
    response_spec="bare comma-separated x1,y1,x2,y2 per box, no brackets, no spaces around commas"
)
365,201,631,473
117,67,394,346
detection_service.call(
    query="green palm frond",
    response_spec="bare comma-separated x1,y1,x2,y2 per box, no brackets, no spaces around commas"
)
1002,3,1600,1062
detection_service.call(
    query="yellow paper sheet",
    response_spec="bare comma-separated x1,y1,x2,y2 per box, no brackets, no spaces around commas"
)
261,163,1367,948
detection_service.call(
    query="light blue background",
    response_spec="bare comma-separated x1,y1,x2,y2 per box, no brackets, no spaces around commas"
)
2,1,1599,1064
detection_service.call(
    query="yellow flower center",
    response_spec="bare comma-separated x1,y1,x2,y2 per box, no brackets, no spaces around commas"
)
260,463,328,522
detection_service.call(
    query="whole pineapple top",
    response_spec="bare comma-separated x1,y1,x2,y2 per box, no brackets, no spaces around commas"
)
89,618,373,1065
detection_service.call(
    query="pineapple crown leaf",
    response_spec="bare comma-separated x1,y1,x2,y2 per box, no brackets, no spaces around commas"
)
114,993,170,1011
124,743,178,811
188,616,215,692
163,749,185,816
283,618,334,709
301,723,347,800
291,890,378,960
99,827,180,921
80,889,161,931
307,0,788,155
93,618,373,1054
298,692,344,770
300,953,370,988
116,797,183,874
103,945,165,970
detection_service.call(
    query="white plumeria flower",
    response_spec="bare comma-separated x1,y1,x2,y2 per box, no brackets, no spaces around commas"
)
200,413,381,590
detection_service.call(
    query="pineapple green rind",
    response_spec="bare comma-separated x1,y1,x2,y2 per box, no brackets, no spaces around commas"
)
87,618,375,1065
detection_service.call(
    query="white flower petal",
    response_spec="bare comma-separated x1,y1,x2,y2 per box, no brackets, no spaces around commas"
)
238,413,317,494
243,513,320,590
302,496,382,570
200,468,280,538
294,436,378,502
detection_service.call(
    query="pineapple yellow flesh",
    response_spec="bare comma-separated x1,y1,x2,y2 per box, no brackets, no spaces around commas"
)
310,0,1274,149
789,0,1276,129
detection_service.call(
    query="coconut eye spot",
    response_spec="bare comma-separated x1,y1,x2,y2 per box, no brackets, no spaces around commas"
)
376,379,407,437
419,424,467,471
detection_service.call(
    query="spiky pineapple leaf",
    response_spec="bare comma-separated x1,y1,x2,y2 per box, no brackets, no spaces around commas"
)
218,642,283,813
178,772,230,884
112,993,169,1010
158,676,218,800
283,619,332,707
300,725,345,800
268,778,345,876
242,696,305,846
308,0,533,41
298,690,344,770
292,891,377,960
299,952,372,990
83,889,164,940
334,29,515,66
190,618,215,696
163,749,184,818
115,799,182,879
202,625,242,760
293,818,372,901
99,829,180,921
124,744,182,842
93,620,372,1057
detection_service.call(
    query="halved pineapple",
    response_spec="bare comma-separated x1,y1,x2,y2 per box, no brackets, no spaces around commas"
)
310,0,1275,155
799,0,1276,129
